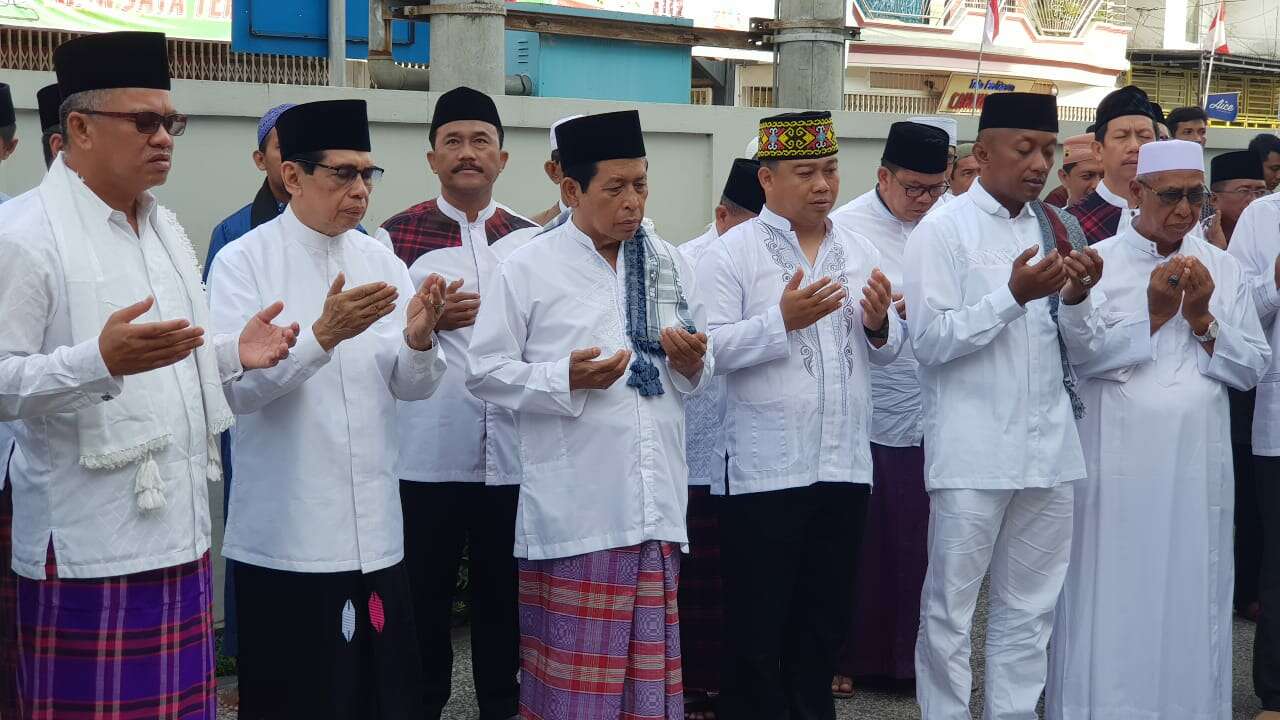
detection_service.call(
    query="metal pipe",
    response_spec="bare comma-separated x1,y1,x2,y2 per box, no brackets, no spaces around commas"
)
774,0,846,111
328,0,347,87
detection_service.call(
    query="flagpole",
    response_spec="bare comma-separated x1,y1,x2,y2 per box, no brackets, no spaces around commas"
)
1203,50,1217,106
972,23,988,115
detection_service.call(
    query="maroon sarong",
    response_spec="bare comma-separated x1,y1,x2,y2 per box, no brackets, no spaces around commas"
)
840,443,929,681
15,549,216,720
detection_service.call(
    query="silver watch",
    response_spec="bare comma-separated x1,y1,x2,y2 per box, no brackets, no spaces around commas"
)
1193,319,1219,343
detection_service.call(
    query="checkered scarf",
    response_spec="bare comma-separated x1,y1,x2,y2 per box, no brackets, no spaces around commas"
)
623,227,697,397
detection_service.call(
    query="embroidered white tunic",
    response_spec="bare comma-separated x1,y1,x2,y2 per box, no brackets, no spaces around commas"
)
396,198,541,486
0,184,240,580
208,207,447,574
679,227,728,491
1228,192,1280,456
466,217,713,560
704,207,904,496
832,188,925,447
1048,228,1269,720
903,179,1087,490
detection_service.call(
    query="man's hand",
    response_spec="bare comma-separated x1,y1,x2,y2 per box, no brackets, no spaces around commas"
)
436,278,481,332
312,273,399,352
892,292,906,321
860,268,892,333
406,273,447,351
1205,212,1228,251
99,297,205,376
660,328,708,381
1148,256,1188,334
569,347,632,391
1008,246,1067,306
1061,247,1104,305
780,269,846,332
239,301,300,370
1181,256,1216,335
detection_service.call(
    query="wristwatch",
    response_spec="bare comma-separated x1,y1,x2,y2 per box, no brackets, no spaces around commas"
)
1193,319,1219,343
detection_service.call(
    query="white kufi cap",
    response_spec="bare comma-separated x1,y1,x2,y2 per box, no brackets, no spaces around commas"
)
1136,139,1204,175
549,114,585,153
745,135,760,159
908,116,958,147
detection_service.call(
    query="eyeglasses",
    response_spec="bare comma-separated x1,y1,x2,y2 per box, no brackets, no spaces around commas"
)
292,160,386,189
77,110,188,136
1139,181,1208,207
891,172,949,199
1213,187,1268,200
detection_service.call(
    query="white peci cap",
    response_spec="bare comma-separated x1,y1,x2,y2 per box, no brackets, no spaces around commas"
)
549,114,586,153
1136,139,1204,175
908,116,959,147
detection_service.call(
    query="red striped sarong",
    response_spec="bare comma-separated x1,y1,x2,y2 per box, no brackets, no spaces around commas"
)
15,550,216,720
518,541,682,720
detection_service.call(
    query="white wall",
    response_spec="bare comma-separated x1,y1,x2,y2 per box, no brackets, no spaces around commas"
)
1,69,1271,264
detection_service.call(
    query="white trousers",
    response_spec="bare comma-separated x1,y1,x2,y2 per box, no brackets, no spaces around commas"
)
915,485,1074,720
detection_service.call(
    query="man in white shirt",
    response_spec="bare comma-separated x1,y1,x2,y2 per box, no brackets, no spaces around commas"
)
1227,167,1280,719
678,157,765,717
0,31,296,719
0,82,15,205
1068,85,1159,245
377,86,539,720
829,121,950,695
706,110,902,720
1048,140,1270,720
904,92,1086,720
467,110,711,720
207,99,449,719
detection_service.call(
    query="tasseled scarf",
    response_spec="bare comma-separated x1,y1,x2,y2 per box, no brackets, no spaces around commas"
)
623,227,697,397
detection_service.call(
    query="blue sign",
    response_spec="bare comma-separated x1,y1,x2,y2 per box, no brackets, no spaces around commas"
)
1206,92,1240,122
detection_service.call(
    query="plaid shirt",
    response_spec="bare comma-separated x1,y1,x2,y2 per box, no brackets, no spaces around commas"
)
1066,189,1123,246
381,199,537,268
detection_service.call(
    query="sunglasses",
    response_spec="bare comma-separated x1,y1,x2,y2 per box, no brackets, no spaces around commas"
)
77,110,188,136
292,159,386,189
1139,181,1208,207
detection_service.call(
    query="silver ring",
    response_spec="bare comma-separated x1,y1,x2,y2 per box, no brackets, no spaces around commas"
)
1168,275,1181,288
1081,275,1093,287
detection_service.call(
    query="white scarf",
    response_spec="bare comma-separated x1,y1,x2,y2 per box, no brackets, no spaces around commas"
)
36,156,234,512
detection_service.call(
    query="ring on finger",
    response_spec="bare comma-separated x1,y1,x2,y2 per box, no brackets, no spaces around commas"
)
1168,275,1181,288
1080,275,1093,286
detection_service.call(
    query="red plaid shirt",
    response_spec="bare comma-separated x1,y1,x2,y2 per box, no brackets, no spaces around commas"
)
1066,190,1123,246
381,199,538,268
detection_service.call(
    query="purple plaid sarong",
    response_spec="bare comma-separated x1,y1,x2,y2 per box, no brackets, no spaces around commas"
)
15,550,216,720
0,480,18,719
517,540,683,720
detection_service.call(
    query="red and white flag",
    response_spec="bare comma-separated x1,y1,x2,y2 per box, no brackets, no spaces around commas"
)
1204,0,1229,54
984,0,1002,44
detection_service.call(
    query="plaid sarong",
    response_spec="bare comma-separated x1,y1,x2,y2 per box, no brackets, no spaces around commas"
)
518,541,683,720
15,550,216,720
677,488,722,693
381,198,537,268
1066,189,1123,246
0,480,18,719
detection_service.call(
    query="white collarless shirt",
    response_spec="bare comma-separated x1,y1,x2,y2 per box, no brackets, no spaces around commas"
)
0,185,240,580
397,196,541,485
704,207,904,496
1228,193,1280,455
466,216,713,560
207,206,447,574
832,188,927,447
679,227,728,491
903,179,1087,491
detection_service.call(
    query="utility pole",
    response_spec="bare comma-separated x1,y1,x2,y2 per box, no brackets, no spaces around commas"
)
428,0,507,95
328,0,347,87
773,0,847,111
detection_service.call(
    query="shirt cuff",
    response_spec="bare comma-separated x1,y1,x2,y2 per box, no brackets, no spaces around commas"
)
1057,291,1093,320
213,333,244,384
551,355,589,417
990,284,1028,323
1260,281,1280,317
402,333,442,370
77,337,124,401
293,330,335,371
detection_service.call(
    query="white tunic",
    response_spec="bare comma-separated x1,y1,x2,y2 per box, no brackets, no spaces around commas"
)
903,179,1087,490
679,227,727,491
207,207,447,574
1049,228,1269,720
832,188,924,447
0,186,240,579
704,207,904,496
466,217,713,560
1227,193,1280,455
396,198,541,485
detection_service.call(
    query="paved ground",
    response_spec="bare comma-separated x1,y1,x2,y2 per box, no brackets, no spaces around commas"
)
217,587,1266,719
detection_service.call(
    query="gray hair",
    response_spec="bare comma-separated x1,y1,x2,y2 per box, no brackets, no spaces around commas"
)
58,89,116,137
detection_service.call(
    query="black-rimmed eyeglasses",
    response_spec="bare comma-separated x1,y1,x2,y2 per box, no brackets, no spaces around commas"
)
292,160,386,189
891,171,949,199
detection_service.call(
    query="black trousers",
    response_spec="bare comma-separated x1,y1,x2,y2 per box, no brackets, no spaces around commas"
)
1236,441,1263,612
400,481,520,720
236,561,424,720
1256,456,1280,710
717,482,871,720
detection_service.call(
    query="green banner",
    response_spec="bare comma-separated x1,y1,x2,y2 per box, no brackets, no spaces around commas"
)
0,0,231,42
